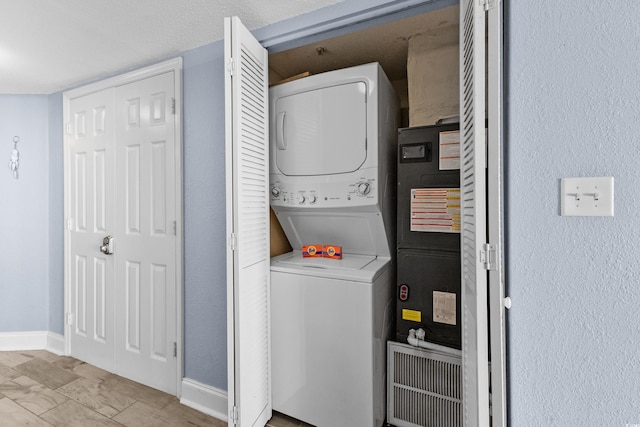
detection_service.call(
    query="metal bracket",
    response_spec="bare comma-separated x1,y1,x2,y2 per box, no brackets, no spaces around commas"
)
230,406,238,425
481,0,497,11
480,243,498,271
227,59,235,76
229,233,238,251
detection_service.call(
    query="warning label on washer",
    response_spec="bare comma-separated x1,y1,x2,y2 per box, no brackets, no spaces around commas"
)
433,291,456,325
410,188,461,233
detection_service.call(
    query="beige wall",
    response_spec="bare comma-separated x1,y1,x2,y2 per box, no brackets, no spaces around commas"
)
407,37,459,126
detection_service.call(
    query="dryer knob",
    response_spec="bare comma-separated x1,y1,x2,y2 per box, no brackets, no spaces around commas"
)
297,195,306,204
271,187,281,198
309,195,317,204
357,182,371,195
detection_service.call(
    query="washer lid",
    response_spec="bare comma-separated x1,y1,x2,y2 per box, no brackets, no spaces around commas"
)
271,251,391,283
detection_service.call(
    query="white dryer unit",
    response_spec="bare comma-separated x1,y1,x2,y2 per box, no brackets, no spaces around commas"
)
270,63,399,427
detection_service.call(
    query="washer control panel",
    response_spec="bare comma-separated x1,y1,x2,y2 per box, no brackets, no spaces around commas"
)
270,170,378,208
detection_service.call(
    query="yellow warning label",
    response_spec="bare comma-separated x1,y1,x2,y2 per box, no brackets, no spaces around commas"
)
402,309,422,322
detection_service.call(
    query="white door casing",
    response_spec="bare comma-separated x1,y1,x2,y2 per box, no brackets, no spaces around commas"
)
225,16,272,427
63,59,183,396
487,1,508,426
222,1,508,424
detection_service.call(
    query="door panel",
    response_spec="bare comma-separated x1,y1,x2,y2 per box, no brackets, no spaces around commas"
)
225,16,272,427
66,67,178,396
460,0,490,425
114,71,177,394
68,88,116,372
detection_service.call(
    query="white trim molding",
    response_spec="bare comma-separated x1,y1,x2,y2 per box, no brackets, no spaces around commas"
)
180,378,228,422
0,331,65,355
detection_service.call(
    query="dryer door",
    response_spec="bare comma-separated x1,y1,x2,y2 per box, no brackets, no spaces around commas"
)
273,81,367,176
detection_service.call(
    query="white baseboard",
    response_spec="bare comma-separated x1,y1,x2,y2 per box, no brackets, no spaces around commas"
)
46,332,65,355
180,378,228,422
0,331,65,355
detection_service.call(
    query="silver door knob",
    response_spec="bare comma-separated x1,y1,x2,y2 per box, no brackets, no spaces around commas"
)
100,236,114,255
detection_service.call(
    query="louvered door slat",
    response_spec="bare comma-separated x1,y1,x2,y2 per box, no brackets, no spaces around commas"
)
460,0,490,426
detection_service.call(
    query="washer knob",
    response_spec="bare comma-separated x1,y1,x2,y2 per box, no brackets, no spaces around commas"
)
357,182,371,195
297,194,306,204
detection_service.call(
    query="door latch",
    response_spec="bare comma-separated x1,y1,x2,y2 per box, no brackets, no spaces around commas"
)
100,235,114,255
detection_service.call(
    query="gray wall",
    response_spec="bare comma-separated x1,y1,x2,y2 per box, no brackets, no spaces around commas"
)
507,0,640,424
0,95,50,331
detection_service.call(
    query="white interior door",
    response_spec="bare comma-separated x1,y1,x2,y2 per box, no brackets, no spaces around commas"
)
113,71,178,394
460,0,508,425
460,0,499,425
67,88,116,372
65,61,181,396
225,16,272,427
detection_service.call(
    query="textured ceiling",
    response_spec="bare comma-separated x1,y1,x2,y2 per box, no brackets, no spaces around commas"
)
0,0,340,94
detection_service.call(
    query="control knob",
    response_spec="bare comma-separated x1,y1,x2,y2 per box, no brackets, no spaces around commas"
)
309,195,317,204
357,182,371,195
296,194,306,204
271,186,281,199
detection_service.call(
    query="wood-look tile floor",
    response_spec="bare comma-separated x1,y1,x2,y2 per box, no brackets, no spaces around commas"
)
0,350,309,426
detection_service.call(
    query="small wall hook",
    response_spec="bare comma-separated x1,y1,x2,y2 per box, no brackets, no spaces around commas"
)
8,135,20,179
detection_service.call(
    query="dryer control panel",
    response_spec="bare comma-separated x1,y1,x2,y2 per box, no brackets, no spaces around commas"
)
270,169,378,208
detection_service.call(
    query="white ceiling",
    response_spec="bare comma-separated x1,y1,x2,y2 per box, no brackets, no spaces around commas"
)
0,0,340,94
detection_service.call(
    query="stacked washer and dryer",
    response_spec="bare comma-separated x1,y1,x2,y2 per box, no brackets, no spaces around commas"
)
269,63,399,427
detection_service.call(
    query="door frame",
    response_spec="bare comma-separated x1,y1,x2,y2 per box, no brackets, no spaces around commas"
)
228,0,507,424
62,57,184,395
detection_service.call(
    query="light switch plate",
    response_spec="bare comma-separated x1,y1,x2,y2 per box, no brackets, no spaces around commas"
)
561,176,614,217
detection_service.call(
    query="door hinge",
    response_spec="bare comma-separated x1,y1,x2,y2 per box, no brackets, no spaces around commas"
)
171,98,176,115
172,220,177,236
65,122,73,135
481,0,498,11
230,405,238,425
227,58,235,76
229,233,238,251
173,342,177,358
480,243,498,271
66,313,73,326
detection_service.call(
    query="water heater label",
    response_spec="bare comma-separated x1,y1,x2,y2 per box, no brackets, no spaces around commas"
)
439,130,460,170
410,188,461,233
433,291,456,325
402,309,422,323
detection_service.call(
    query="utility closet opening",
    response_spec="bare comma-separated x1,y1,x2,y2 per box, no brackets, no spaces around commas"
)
267,4,460,256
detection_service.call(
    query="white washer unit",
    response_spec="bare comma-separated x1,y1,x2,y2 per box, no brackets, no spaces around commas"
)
270,63,398,427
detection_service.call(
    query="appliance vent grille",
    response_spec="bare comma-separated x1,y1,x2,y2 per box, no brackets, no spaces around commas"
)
388,342,462,427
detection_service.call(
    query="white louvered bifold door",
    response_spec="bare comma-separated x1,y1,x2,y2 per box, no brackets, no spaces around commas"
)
460,0,490,426
487,1,508,426
225,16,272,427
